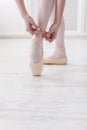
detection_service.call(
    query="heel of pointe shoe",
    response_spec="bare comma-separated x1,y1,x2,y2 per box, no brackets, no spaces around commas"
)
29,59,43,76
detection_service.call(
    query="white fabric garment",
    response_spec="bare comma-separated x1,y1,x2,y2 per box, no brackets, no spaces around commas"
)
28,0,67,60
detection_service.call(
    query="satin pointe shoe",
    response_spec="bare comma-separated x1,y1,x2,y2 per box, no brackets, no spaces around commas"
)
29,32,43,76
43,48,68,65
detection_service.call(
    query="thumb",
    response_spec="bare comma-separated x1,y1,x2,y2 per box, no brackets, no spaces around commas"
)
49,24,58,33
32,21,38,29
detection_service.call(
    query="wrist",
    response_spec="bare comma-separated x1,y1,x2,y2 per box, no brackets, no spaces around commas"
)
54,18,61,25
22,13,30,20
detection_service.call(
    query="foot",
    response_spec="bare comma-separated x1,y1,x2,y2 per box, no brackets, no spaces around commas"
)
29,32,43,76
43,48,68,65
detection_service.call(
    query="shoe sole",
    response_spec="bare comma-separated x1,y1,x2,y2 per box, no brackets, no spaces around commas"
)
43,58,68,65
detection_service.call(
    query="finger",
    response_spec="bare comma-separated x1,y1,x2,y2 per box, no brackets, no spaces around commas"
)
33,28,42,35
31,21,38,29
49,25,58,34
30,25,38,35
46,32,51,39
43,31,53,42
30,24,41,35
45,33,50,41
50,35,57,42
47,33,56,42
26,27,34,35
33,30,41,35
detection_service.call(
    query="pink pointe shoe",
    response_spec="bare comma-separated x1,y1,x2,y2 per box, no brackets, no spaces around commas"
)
29,33,43,76
43,48,68,65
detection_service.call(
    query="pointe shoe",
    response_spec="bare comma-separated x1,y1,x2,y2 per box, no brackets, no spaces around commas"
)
30,59,43,76
29,33,43,76
43,48,68,65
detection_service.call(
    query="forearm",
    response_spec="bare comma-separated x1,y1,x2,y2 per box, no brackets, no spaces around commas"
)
54,0,66,24
15,0,29,18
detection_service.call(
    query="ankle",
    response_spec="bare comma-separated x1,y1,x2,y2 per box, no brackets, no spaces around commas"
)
34,32,43,39
52,48,67,59
32,32,43,46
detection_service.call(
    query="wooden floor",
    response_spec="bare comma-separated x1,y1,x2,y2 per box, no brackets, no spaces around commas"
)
0,38,87,130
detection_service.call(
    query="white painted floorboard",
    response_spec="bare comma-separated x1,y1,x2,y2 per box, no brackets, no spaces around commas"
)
0,38,87,130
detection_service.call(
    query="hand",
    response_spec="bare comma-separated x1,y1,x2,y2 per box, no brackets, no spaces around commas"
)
23,15,41,35
45,23,60,42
